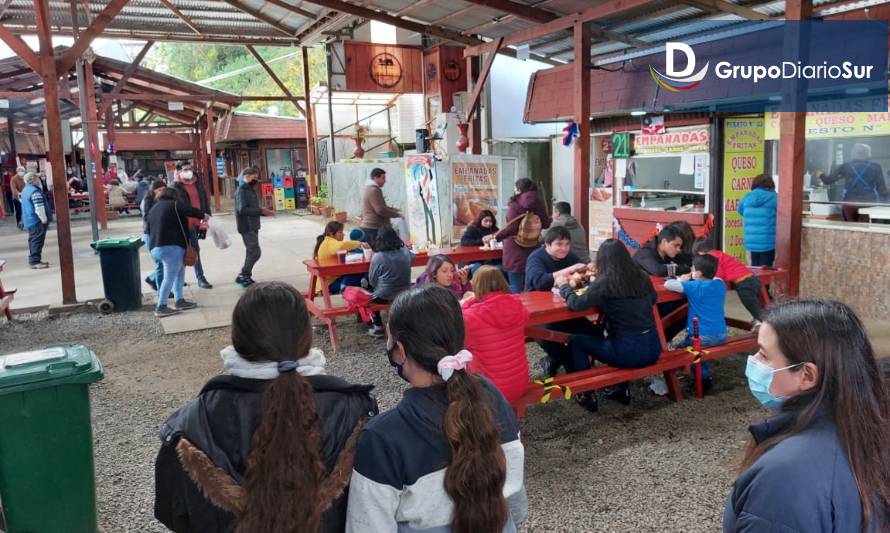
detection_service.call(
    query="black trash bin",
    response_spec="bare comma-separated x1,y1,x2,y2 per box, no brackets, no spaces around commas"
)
91,236,144,312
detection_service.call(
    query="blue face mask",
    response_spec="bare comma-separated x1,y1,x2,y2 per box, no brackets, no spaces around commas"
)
745,355,802,410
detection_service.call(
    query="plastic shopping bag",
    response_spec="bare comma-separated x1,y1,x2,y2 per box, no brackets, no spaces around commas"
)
207,217,232,250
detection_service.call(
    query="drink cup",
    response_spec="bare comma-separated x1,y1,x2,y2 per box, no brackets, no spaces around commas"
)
337,250,347,264
667,263,677,279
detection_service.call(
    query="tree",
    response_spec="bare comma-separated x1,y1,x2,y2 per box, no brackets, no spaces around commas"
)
144,44,328,117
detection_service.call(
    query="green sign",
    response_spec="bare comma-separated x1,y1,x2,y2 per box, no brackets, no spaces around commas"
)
611,132,630,158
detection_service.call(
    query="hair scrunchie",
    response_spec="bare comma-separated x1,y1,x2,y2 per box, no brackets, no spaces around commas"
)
277,361,298,373
437,350,473,382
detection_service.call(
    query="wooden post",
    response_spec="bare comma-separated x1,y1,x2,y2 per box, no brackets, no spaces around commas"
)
302,46,317,196
466,56,482,154
191,128,199,171
206,107,221,211
775,0,812,296
35,0,76,303
573,21,591,240
84,61,107,229
6,107,17,171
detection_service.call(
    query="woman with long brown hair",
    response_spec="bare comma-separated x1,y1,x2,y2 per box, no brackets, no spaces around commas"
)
346,285,527,532
724,299,889,532
155,282,377,532
313,220,367,294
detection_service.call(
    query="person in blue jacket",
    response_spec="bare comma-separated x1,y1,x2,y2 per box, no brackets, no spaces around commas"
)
724,299,890,532
738,174,778,267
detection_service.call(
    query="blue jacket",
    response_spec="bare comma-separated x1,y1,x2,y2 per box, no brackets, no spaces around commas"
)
724,409,882,533
21,182,50,229
738,188,777,253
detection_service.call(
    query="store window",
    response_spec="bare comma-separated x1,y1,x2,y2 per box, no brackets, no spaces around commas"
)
265,148,293,179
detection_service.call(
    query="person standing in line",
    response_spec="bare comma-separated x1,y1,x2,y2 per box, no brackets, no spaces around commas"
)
360,167,401,245
816,143,887,222
495,178,551,293
1,170,11,218
173,161,213,289
738,174,778,267
724,299,889,532
10,167,26,230
234,167,275,288
549,201,590,262
21,172,51,269
142,180,167,293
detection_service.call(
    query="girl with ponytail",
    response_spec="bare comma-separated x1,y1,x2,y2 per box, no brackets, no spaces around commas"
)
155,282,378,532
346,285,527,533
313,221,368,294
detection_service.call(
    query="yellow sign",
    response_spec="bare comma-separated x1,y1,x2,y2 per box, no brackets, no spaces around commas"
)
723,118,765,263
765,96,890,140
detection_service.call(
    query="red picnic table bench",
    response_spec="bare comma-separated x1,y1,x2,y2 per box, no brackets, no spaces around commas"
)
303,246,503,351
512,267,786,417
0,260,16,321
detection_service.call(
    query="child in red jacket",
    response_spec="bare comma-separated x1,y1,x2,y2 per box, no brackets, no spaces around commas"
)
461,266,530,404
693,237,764,321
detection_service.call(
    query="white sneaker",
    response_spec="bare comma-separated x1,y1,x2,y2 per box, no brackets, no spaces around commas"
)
649,376,669,396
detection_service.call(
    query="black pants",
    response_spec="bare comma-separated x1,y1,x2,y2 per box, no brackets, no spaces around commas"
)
187,228,207,281
750,250,775,267
28,223,47,265
734,276,764,320
360,227,379,247
12,198,22,226
240,230,261,278
370,297,389,327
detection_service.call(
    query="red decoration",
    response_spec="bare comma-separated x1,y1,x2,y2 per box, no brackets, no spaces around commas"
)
456,123,469,153
353,137,365,158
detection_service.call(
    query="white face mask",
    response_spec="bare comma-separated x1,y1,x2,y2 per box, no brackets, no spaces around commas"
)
16,171,24,176
181,171,193,180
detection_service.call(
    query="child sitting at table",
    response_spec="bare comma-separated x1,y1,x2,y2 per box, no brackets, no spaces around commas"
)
107,179,129,214
461,266,530,404
313,221,367,294
415,255,471,300
664,253,728,393
365,227,414,337
692,237,764,322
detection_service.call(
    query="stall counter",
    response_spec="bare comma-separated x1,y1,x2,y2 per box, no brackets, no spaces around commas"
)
614,207,709,246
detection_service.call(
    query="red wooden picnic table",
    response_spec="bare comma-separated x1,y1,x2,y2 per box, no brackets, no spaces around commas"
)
303,246,503,350
0,260,16,321
514,267,786,415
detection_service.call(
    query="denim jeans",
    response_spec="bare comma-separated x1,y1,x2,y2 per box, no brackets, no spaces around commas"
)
679,333,727,380
151,245,185,309
750,250,775,267
187,228,206,281
27,223,48,265
506,271,525,294
329,273,365,294
144,234,164,289
569,329,662,373
538,318,602,372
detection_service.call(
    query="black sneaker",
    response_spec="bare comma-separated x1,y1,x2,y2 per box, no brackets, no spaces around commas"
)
174,299,198,310
701,376,714,394
539,356,560,378
368,325,385,337
145,276,157,291
603,385,632,405
235,275,250,288
155,306,180,318
197,279,213,289
574,391,599,413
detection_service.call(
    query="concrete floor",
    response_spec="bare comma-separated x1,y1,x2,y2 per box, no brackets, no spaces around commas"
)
0,211,888,355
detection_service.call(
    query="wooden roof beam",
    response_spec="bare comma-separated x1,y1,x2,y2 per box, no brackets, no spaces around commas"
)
681,0,770,19
263,0,318,20
0,24,41,73
157,0,203,36
462,0,558,34
221,0,296,37
57,0,131,74
464,0,655,57
102,40,154,114
244,45,306,116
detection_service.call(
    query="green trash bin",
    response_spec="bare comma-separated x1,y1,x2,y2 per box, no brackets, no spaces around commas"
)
0,345,104,533
91,236,144,312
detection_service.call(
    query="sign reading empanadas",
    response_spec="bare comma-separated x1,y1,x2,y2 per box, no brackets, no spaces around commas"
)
452,160,499,239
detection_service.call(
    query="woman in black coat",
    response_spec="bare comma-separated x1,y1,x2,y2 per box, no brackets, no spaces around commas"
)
155,282,378,533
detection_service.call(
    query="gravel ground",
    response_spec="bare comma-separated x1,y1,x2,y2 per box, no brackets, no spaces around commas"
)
1,309,766,532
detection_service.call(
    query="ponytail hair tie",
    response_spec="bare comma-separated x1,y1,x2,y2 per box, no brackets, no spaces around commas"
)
437,350,473,382
277,361,298,373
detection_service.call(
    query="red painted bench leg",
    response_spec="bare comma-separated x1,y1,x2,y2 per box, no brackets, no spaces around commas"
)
664,370,683,402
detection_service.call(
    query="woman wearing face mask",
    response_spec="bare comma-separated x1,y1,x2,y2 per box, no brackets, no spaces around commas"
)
346,285,527,533
725,299,890,532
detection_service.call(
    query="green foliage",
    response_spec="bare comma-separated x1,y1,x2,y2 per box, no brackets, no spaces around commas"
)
144,44,328,117
310,182,329,205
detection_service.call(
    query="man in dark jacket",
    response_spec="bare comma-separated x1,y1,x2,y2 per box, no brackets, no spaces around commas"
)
234,167,274,287
550,201,590,262
173,161,213,289
634,226,690,344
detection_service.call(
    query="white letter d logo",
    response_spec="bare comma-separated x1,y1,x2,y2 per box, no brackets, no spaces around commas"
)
666,42,696,77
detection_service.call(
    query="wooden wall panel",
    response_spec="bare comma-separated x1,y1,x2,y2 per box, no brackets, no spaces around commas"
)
344,41,422,93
